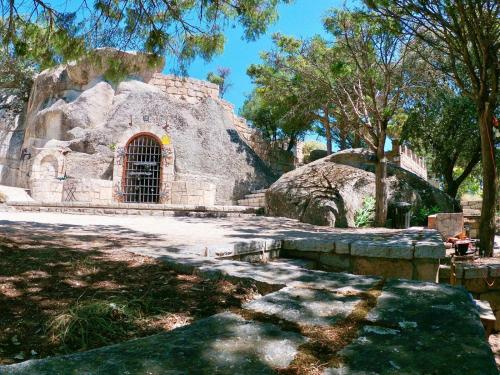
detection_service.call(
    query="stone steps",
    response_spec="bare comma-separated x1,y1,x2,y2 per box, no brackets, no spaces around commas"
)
237,190,267,208
7,201,259,218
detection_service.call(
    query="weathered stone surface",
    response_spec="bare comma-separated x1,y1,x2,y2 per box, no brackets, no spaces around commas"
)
351,241,413,259
413,259,439,282
243,286,360,326
0,89,27,186
283,238,334,253
318,253,350,271
325,279,497,375
0,312,306,374
266,149,456,227
352,257,413,280
414,241,446,259
5,50,275,203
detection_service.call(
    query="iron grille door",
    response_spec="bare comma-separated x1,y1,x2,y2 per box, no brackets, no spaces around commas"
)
123,135,161,203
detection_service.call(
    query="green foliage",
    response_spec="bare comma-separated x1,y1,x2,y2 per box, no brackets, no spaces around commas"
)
0,47,36,100
354,196,376,228
401,82,481,197
302,141,326,163
0,1,288,69
411,205,440,227
240,90,310,150
207,67,232,98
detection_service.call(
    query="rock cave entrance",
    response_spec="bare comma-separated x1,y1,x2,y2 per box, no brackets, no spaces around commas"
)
123,134,162,203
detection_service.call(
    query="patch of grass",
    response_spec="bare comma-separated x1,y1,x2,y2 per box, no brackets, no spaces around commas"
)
47,298,140,351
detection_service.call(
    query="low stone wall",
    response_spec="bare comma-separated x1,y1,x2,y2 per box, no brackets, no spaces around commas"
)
280,230,445,282
452,261,500,331
171,179,216,206
66,178,113,203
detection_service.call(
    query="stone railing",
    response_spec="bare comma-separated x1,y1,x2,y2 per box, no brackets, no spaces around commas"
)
390,144,428,180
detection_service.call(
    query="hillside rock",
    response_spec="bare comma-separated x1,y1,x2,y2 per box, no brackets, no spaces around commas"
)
266,150,456,227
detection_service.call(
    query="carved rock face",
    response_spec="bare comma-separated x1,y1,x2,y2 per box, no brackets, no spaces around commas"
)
1,50,275,204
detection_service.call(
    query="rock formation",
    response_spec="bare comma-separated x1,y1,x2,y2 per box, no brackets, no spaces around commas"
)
0,48,276,205
266,149,456,227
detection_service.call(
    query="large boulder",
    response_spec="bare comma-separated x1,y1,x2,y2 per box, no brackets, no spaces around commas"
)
266,150,456,227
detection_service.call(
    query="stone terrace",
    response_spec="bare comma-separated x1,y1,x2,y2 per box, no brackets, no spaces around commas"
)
0,211,496,374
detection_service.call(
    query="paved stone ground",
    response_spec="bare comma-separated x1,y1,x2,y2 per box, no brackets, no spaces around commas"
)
0,211,439,258
0,211,496,374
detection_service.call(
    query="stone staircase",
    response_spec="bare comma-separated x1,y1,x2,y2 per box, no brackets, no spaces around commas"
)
237,189,267,208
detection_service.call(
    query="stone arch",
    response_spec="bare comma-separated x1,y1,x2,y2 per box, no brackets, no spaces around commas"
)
30,149,67,202
112,124,174,203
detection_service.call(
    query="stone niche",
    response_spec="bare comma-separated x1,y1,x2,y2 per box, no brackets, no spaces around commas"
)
30,149,66,202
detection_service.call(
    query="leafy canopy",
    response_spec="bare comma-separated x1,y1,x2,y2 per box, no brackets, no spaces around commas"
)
0,0,290,69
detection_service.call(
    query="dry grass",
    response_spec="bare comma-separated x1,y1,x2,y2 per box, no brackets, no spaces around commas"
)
0,238,258,364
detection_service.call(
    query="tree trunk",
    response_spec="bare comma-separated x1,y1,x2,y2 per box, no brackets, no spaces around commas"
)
374,146,388,227
478,103,498,256
324,121,333,155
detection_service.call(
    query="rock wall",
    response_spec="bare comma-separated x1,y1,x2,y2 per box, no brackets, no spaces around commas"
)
0,89,27,186
0,48,276,204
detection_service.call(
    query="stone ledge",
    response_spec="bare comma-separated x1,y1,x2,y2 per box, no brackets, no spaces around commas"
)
351,241,414,259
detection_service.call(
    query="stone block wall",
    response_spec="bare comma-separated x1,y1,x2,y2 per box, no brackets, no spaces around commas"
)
452,261,500,331
65,178,113,203
30,178,63,202
281,231,445,282
171,179,216,206
147,73,220,104
460,198,500,237
428,213,464,239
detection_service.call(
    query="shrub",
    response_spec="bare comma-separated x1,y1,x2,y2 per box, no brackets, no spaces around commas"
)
411,205,441,226
354,196,376,228
0,192,7,203
302,141,327,163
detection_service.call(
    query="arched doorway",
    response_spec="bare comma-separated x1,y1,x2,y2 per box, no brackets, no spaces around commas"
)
123,134,162,203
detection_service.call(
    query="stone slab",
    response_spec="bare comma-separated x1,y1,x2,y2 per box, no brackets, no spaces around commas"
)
282,238,334,253
414,241,446,259
350,241,413,259
0,313,306,375
244,286,360,326
324,279,497,374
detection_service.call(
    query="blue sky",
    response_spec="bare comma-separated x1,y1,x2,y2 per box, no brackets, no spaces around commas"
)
166,0,345,113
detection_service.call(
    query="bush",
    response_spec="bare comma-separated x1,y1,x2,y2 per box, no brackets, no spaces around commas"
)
354,196,376,227
0,192,7,203
302,141,327,163
411,205,441,226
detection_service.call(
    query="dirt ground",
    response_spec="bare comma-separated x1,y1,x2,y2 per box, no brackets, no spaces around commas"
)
0,234,258,365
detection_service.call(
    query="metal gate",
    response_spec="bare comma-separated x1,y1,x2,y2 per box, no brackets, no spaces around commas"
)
123,134,162,203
